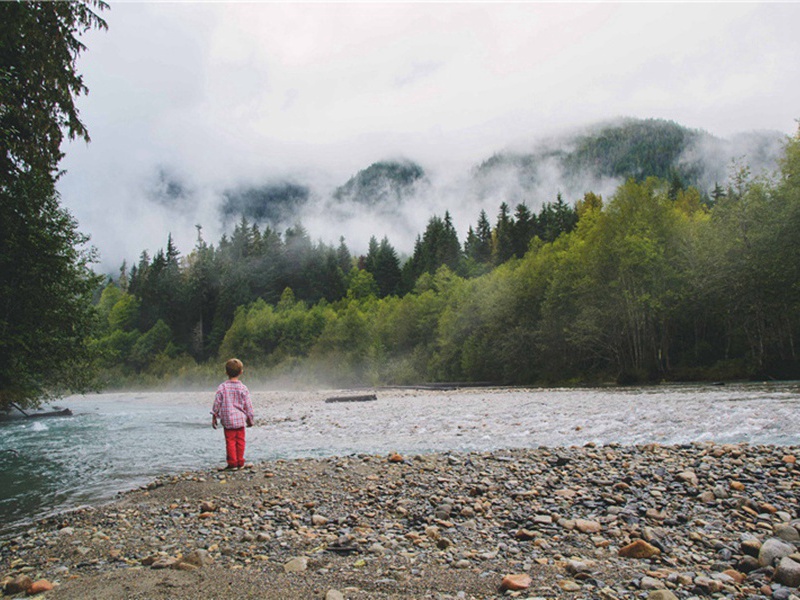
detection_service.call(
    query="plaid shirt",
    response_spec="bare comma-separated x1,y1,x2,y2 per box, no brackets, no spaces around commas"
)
212,380,254,429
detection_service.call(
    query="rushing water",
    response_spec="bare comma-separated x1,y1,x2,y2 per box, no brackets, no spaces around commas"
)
1,382,798,536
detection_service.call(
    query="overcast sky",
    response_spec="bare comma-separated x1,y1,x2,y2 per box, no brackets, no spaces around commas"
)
57,2,800,271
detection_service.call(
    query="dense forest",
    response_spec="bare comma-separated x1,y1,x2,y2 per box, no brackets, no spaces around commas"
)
91,129,800,388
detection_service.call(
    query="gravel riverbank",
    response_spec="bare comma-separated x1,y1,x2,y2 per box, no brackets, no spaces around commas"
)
2,443,799,599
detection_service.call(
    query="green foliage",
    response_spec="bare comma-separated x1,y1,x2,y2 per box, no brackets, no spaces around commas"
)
90,126,800,389
0,1,107,409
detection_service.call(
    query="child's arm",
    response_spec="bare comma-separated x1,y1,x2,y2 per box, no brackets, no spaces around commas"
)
212,387,222,429
244,387,254,427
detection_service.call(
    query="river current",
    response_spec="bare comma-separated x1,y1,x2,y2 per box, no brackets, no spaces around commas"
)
1,382,798,536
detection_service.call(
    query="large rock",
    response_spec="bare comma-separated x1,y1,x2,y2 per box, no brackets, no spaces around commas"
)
27,580,54,595
648,591,679,600
181,549,211,568
619,539,661,559
5,575,33,595
677,470,699,486
575,519,602,533
775,524,800,543
284,556,308,573
759,538,796,567
741,538,762,557
500,574,532,591
774,557,800,588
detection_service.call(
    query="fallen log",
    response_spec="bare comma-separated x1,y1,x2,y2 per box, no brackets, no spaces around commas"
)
9,403,72,418
324,394,377,404
31,408,73,418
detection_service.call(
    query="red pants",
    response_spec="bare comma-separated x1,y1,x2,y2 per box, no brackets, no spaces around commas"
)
224,427,246,468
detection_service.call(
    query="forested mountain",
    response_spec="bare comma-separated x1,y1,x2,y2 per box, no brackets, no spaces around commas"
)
332,160,426,207
221,182,310,223
92,125,800,389
140,120,782,244
472,118,783,205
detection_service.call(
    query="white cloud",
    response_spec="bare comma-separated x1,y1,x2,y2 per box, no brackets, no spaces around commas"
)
58,2,800,270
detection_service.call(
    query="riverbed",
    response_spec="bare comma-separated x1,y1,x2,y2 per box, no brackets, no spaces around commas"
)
1,382,798,535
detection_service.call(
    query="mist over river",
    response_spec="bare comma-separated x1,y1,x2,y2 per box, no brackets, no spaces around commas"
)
1,383,798,536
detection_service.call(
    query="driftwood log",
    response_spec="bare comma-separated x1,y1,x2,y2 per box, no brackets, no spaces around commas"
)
8,403,73,418
324,394,377,404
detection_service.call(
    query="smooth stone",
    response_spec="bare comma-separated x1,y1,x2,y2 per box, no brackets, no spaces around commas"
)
775,525,800,543
151,557,179,569
565,559,593,574
640,576,666,590
326,591,345,600
760,538,797,567
28,580,54,595
5,575,33,595
677,471,699,486
694,575,724,593
181,549,210,567
558,580,581,592
742,539,762,557
721,568,746,583
737,555,761,573
575,519,602,533
698,490,716,504
500,574,532,591
647,591,679,600
619,539,661,559
774,557,800,588
284,556,308,573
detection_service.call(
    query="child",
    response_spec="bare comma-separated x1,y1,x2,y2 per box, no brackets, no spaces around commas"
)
211,358,254,470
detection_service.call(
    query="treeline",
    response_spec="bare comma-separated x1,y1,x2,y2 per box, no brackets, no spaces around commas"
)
92,131,800,386
91,197,580,379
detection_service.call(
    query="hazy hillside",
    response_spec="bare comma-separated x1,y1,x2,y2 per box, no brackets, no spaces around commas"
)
156,118,785,233
471,118,784,205
333,160,427,207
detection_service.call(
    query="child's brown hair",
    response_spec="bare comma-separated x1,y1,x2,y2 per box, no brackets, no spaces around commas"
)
225,358,244,378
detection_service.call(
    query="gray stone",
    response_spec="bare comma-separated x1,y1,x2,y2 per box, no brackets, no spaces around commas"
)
647,592,679,600
325,591,345,600
775,525,800,543
761,538,797,567
181,549,210,568
774,557,800,588
284,556,308,573
640,576,666,590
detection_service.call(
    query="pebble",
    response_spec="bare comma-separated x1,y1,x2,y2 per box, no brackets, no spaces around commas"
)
2,443,798,599
28,579,54,594
500,574,532,591
283,556,308,573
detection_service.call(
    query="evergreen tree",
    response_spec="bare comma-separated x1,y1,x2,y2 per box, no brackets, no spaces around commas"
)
465,209,493,264
0,0,108,408
492,202,515,264
512,203,535,258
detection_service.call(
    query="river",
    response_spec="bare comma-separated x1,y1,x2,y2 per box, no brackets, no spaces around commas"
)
1,382,798,536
